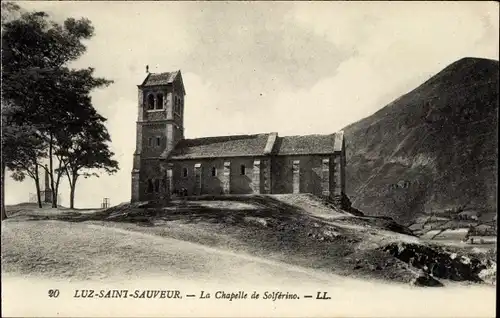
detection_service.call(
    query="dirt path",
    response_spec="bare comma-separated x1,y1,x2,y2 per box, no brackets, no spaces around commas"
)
83,223,346,285
2,219,496,317
1,220,348,286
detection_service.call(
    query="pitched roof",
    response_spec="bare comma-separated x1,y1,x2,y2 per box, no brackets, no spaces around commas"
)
167,131,345,160
274,132,343,155
169,133,272,159
141,71,179,87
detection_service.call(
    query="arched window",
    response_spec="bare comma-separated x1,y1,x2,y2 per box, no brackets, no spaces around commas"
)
146,179,154,193
240,165,246,175
156,94,164,109
147,94,155,110
211,167,217,177
154,179,160,192
156,136,161,147
182,167,188,178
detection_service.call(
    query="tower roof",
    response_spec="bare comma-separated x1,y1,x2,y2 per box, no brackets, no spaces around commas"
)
140,70,180,87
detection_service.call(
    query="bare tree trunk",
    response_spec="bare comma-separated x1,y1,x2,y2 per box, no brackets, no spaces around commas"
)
1,162,7,221
65,166,74,209
49,133,57,208
54,165,64,207
54,179,59,207
34,163,42,208
69,172,78,209
34,175,42,208
69,185,75,209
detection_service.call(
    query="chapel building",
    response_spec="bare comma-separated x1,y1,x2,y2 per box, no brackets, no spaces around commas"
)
131,70,346,203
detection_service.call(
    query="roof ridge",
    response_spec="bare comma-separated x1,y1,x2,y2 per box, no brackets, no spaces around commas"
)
182,132,270,141
141,70,180,87
150,70,178,74
280,132,336,138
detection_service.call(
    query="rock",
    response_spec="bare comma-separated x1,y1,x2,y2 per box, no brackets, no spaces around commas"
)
478,263,497,285
329,194,364,215
412,274,443,287
243,216,268,227
381,242,486,282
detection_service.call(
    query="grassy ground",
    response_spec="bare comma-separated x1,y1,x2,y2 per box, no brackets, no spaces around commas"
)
2,194,496,286
2,195,496,317
2,220,344,286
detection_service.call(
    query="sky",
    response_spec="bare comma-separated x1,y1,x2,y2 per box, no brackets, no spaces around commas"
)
4,1,499,208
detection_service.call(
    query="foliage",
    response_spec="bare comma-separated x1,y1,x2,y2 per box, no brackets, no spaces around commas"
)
57,113,119,208
1,2,117,210
2,102,46,178
1,100,46,215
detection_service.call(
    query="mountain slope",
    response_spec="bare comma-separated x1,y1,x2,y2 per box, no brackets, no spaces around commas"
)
343,57,499,224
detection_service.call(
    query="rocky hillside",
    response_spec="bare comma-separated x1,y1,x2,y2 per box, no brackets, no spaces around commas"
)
343,57,498,225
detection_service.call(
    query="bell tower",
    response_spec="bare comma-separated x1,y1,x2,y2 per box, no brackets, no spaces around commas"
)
131,67,186,202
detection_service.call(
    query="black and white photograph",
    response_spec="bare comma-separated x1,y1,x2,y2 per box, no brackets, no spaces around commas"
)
1,1,498,317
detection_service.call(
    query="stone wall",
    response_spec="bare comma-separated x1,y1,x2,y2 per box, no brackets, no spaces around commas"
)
229,157,255,194
139,158,165,201
168,157,258,196
131,170,140,202
271,155,334,196
141,123,166,158
164,154,340,198
333,155,342,197
134,152,345,201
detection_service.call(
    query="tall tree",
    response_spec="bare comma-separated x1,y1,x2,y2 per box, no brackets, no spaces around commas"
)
2,102,47,211
2,4,114,208
57,110,119,209
1,103,42,219
1,2,24,220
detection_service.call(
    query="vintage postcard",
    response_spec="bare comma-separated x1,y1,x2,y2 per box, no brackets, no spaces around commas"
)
1,1,498,317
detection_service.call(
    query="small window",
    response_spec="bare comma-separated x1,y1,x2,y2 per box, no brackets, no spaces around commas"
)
156,94,164,110
240,165,246,175
147,94,155,110
156,137,161,147
182,167,188,178
211,167,217,177
154,179,160,192
146,179,154,193
148,137,153,147
174,96,180,114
